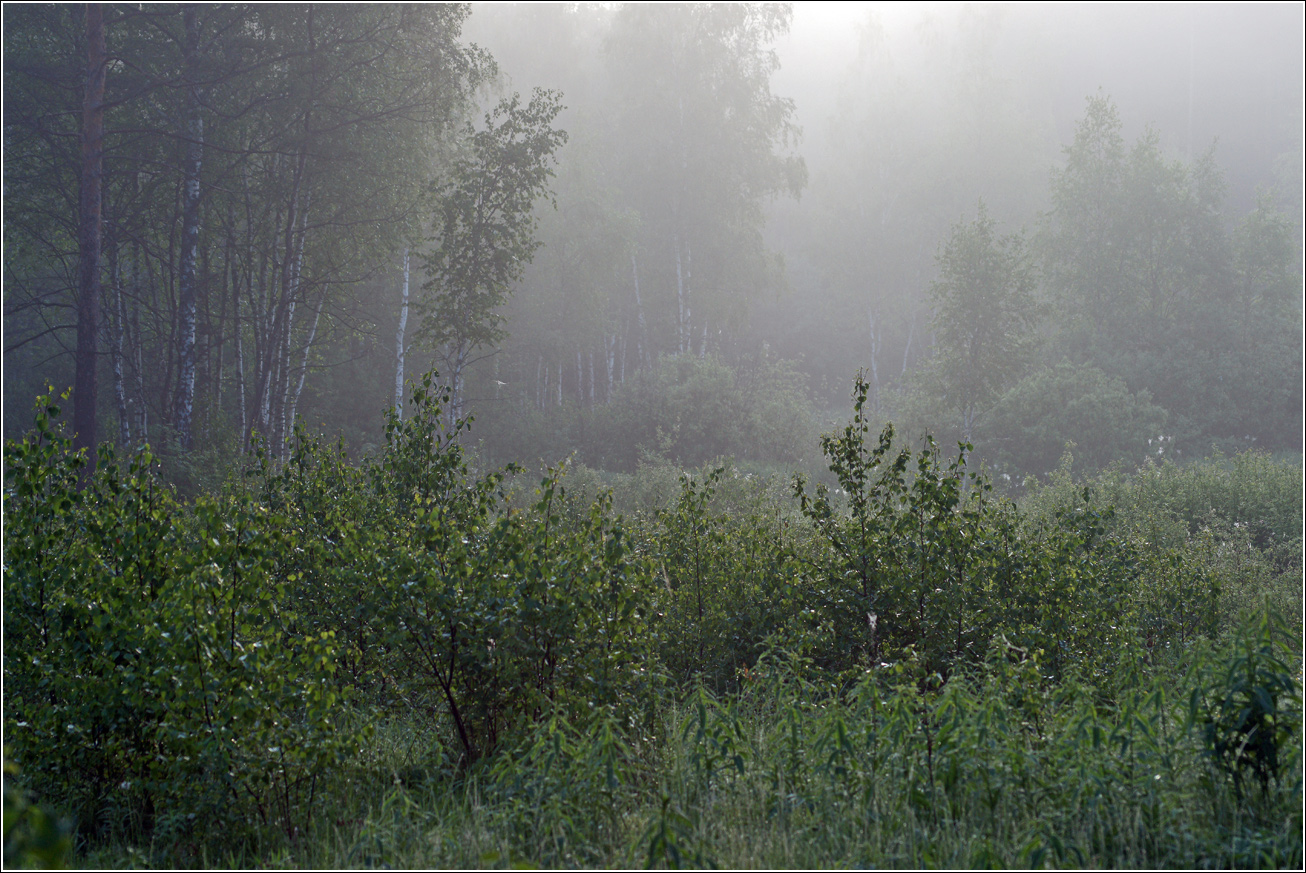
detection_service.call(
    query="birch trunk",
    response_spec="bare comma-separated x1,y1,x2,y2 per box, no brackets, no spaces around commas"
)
901,311,916,378
394,248,410,417
576,350,584,405
867,305,881,411
285,291,324,445
587,350,595,405
75,3,106,471
173,4,204,451
674,239,687,354
631,254,647,369
605,334,616,401
536,354,543,410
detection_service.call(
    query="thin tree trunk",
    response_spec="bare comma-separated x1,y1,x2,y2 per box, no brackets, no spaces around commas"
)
535,354,543,410
75,2,106,474
235,265,245,443
674,238,687,354
867,305,881,411
587,349,595,405
395,248,410,417
286,290,324,445
901,311,916,378
631,254,647,369
605,334,615,402
129,246,149,445
576,350,584,405
173,4,204,451
449,343,468,426
109,244,130,447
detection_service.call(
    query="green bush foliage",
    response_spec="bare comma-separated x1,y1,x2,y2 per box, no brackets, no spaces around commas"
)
2,394,355,845
3,372,1299,867
978,360,1169,476
794,375,1155,683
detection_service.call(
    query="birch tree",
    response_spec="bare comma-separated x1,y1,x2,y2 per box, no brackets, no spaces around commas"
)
418,89,566,425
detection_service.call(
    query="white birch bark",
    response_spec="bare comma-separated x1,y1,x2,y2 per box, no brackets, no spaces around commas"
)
394,248,409,418
172,4,203,450
867,305,881,410
588,350,596,405
286,292,324,446
675,239,687,354
901,311,916,378
631,254,647,369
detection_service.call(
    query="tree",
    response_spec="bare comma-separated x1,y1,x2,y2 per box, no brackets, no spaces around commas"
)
1040,94,1301,450
417,89,567,425
4,4,491,462
74,3,107,472
606,3,805,357
922,203,1039,444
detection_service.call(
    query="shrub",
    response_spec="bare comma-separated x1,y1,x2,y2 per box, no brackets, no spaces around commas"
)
978,360,1168,477
2,394,357,846
1199,609,1303,795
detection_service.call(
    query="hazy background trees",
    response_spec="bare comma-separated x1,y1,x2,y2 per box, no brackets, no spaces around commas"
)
4,2,1301,487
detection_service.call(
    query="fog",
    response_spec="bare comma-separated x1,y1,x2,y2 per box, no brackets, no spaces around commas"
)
3,2,1302,484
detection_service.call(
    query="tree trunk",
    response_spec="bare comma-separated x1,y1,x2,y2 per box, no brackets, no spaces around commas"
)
535,354,543,410
75,2,106,474
631,254,647,369
173,4,204,451
867,304,881,411
128,247,149,445
674,238,687,354
109,244,131,447
235,263,245,443
395,248,410,417
605,334,616,401
901,311,916,378
587,349,595,405
449,342,469,426
285,291,324,446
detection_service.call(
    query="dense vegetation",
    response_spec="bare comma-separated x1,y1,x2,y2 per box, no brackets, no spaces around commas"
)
4,376,1301,868
3,5,1302,868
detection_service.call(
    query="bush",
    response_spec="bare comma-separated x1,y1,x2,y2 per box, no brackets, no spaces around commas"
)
2,394,358,847
978,360,1169,477
1200,609,1303,795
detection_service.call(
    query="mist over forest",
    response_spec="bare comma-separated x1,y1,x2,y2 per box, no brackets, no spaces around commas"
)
4,2,1302,487
4,6,1305,867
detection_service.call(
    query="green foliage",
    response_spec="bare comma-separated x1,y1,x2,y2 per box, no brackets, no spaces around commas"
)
796,374,1222,684
4,756,73,870
3,394,358,849
923,202,1040,442
585,352,819,472
3,364,1300,868
361,373,659,765
1039,95,1302,454
651,466,806,690
419,88,568,414
1022,449,1304,635
979,360,1169,476
1199,609,1303,795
